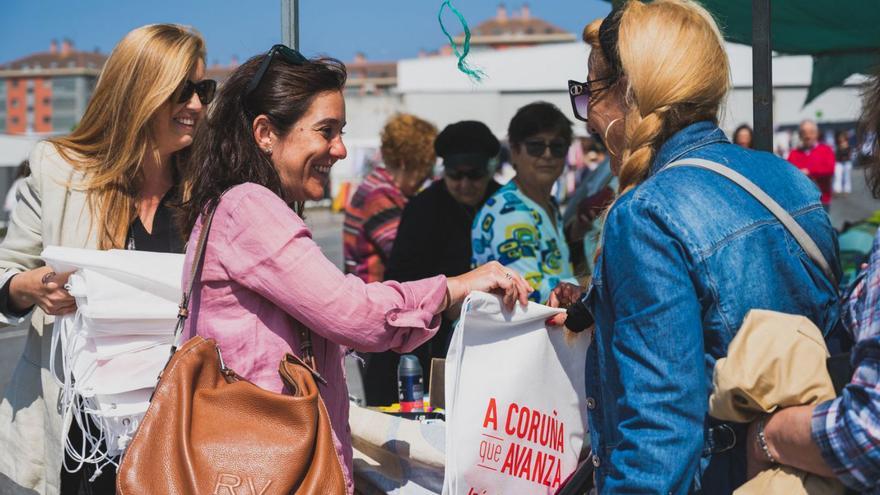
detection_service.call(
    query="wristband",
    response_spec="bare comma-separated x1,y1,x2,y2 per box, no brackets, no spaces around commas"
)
756,416,777,464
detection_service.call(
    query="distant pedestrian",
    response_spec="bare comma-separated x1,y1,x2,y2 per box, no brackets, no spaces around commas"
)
733,124,753,149
833,129,853,194
787,119,835,211
343,113,437,283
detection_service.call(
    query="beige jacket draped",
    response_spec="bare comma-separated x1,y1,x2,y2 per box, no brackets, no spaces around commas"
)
0,141,98,495
709,310,844,495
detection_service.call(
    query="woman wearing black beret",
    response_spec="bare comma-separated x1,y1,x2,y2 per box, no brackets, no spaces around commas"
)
362,120,502,406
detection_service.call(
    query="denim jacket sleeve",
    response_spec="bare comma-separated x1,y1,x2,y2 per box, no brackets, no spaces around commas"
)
600,196,706,494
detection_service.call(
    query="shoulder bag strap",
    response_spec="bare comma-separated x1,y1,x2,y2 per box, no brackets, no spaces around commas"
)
665,158,838,287
169,201,222,354
167,193,326,382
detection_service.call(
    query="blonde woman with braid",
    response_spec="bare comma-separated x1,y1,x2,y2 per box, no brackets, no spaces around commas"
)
0,24,213,493
550,2,840,493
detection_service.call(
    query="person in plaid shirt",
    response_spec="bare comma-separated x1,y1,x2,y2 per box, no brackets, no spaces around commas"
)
745,75,880,494
343,114,437,283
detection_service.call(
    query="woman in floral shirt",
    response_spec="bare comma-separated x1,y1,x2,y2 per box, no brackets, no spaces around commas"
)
472,102,578,303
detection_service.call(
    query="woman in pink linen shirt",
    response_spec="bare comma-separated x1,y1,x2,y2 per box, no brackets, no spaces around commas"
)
179,45,532,494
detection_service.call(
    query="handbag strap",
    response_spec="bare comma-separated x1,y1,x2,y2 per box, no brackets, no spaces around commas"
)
665,158,838,287
169,202,220,354
168,193,324,383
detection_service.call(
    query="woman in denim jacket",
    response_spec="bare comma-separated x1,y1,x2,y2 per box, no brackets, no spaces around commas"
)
552,1,840,493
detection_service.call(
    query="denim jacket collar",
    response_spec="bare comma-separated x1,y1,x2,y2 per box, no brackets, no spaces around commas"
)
649,121,730,177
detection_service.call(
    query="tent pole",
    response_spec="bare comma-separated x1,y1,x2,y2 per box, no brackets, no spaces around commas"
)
281,0,300,51
752,0,773,152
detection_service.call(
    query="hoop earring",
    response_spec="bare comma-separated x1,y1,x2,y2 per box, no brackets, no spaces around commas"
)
604,118,622,157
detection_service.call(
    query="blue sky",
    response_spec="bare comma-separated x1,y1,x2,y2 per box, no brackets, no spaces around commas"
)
0,1,611,65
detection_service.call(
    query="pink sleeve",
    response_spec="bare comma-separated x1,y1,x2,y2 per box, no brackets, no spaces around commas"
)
215,184,446,353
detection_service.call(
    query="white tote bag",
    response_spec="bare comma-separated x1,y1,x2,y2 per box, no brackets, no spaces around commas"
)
443,291,590,495
42,246,183,474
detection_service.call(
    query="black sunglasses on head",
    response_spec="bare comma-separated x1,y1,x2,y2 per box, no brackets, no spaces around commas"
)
523,139,569,159
568,76,614,122
244,44,308,101
177,79,217,105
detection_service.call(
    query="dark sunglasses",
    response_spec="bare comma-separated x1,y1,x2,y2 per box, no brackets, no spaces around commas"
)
446,168,489,181
176,79,217,105
244,44,308,101
568,77,614,122
523,139,568,159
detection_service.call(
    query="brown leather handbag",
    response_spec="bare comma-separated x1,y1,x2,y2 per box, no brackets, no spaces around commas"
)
116,203,346,495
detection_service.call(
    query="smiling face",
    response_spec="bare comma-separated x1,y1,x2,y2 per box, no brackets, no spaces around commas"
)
151,59,207,157
511,130,568,194
267,90,347,202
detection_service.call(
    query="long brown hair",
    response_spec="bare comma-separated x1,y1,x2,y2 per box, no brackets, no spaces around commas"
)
49,24,206,249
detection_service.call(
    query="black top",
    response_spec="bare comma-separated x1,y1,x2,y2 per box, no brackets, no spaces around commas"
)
385,179,501,282
126,187,183,254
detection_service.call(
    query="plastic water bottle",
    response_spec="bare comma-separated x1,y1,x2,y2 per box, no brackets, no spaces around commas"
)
397,354,425,412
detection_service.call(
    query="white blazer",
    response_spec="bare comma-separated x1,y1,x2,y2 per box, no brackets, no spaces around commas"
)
0,141,99,495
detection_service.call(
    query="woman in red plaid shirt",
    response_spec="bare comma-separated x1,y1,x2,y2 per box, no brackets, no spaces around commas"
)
343,113,437,283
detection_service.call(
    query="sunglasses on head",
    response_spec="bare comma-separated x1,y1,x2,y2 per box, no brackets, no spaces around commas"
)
446,168,489,181
567,76,614,122
244,44,308,101
177,79,217,105
523,139,569,159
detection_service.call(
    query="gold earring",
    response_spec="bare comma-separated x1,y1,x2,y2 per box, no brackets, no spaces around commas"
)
604,118,622,157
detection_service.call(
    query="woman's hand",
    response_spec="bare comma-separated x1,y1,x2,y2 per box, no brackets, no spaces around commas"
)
545,282,584,328
446,262,532,312
548,282,584,309
9,266,76,316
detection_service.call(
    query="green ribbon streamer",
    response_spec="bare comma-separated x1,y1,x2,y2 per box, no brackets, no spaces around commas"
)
438,0,485,82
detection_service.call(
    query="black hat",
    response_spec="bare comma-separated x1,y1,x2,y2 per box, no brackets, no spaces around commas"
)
434,120,500,170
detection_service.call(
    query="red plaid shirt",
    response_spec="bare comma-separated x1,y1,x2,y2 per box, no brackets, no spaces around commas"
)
343,167,407,283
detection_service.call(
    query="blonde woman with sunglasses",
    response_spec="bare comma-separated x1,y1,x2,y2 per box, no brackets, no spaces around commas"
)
0,24,213,494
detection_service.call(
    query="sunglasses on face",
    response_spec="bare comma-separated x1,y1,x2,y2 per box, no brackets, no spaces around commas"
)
176,79,217,105
446,168,489,181
244,44,308,101
568,77,614,122
523,139,568,159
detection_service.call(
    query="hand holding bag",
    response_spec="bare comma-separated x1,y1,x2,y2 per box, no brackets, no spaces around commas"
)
116,201,346,494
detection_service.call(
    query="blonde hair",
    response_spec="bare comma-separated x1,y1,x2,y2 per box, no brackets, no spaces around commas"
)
380,113,438,176
582,18,603,47
615,0,729,194
50,24,206,249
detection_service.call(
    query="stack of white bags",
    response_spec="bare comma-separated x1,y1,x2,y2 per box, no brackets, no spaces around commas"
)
42,247,184,477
